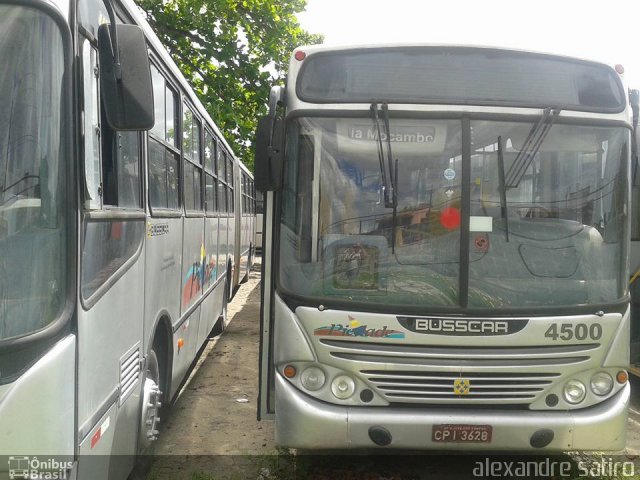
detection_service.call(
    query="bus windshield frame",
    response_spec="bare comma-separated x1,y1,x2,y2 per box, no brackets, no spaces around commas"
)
275,113,631,316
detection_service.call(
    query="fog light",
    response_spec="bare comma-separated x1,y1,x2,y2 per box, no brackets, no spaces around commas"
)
300,367,325,391
590,372,613,396
563,380,586,404
331,375,355,399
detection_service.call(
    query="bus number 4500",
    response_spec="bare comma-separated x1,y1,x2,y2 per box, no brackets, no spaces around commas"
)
544,323,602,341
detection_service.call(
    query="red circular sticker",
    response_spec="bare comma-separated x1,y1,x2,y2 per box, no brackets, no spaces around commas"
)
440,207,461,230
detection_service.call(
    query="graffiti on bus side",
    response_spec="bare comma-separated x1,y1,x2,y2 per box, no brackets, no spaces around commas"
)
182,244,217,308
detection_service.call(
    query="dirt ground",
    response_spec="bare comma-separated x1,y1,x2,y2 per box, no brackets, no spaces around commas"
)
144,257,640,480
146,258,279,479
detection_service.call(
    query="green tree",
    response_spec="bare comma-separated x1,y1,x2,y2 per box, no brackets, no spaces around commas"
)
138,0,323,171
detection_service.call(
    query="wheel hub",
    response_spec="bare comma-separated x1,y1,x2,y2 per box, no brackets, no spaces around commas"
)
139,377,162,450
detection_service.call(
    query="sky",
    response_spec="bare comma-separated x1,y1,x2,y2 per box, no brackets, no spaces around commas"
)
297,0,640,89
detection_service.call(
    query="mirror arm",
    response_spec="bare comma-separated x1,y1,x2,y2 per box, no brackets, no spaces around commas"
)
103,0,122,81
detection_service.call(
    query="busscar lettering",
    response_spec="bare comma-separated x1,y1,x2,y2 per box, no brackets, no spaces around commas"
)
415,318,509,334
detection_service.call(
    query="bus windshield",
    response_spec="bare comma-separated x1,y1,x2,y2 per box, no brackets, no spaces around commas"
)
0,6,68,340
278,116,629,311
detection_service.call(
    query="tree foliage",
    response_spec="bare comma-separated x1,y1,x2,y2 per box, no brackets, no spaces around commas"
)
138,0,322,170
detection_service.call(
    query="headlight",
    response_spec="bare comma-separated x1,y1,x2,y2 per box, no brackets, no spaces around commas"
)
300,367,326,391
331,375,356,399
590,372,613,396
563,380,586,404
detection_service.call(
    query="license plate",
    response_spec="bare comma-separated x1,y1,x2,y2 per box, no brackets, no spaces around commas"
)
432,424,492,443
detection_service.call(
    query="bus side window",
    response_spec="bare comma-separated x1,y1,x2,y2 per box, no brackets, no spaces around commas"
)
148,63,180,212
182,103,203,212
227,156,234,214
82,37,142,210
204,131,217,214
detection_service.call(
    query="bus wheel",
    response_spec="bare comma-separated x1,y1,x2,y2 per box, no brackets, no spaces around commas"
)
242,246,252,284
227,263,233,302
138,349,162,452
210,280,228,338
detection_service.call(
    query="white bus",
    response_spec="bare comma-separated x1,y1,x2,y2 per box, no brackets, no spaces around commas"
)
0,0,255,477
256,44,634,451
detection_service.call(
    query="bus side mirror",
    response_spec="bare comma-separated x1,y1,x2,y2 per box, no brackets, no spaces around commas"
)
98,24,154,131
255,115,284,191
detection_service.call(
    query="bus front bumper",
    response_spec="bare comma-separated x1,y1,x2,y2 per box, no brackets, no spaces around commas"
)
274,374,630,451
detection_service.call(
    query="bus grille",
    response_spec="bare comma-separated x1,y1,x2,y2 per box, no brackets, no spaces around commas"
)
362,370,558,403
319,339,598,404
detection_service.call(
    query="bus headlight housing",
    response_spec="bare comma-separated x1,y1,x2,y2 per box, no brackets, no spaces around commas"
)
563,380,586,404
331,375,355,399
590,372,613,396
300,367,326,391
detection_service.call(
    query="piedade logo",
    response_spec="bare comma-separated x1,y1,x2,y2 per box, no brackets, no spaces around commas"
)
396,317,528,336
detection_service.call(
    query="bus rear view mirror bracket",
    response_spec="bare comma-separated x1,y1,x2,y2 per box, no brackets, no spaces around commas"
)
255,115,284,191
98,23,154,131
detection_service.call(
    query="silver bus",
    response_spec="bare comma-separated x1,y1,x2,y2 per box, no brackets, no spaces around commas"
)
0,0,255,476
256,44,633,451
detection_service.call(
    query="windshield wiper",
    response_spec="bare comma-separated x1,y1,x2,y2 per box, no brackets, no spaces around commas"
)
370,103,399,252
496,136,509,242
370,103,395,208
504,107,561,189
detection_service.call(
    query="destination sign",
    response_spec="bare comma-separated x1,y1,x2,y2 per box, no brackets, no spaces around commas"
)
336,120,447,156
347,125,437,144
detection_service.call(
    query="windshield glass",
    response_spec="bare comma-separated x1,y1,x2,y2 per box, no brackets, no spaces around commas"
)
278,117,629,311
0,6,68,340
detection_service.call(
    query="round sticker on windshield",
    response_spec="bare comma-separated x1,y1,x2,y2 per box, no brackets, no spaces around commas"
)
444,168,456,181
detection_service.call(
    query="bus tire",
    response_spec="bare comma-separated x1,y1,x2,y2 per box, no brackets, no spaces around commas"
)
242,245,252,284
227,262,233,301
210,278,229,338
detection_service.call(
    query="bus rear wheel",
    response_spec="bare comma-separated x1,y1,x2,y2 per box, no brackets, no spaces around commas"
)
210,278,228,338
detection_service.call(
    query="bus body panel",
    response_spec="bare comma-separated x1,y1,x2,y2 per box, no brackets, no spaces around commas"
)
181,217,205,315
199,276,226,340
144,217,183,358
77,400,138,480
77,250,145,460
274,373,629,450
228,215,237,289
0,336,75,457
170,306,202,399
218,217,229,285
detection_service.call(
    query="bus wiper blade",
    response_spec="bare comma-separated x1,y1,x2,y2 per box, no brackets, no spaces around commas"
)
504,107,561,189
497,136,509,242
381,104,399,254
381,104,398,210
370,103,399,253
370,103,394,208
